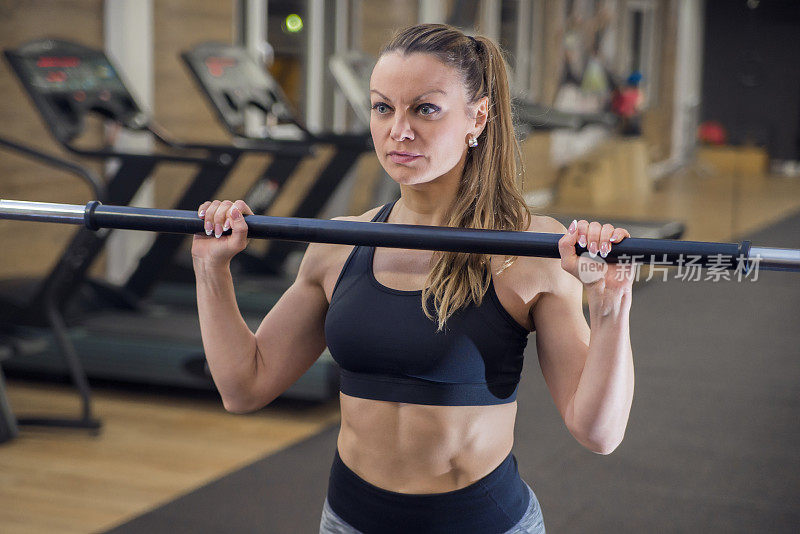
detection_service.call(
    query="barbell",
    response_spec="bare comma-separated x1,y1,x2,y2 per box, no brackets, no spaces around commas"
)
0,199,798,272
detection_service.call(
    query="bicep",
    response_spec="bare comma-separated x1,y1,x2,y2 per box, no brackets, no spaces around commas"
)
531,266,591,420
248,246,330,407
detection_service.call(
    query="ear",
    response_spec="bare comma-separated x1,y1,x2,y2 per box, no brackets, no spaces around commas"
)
471,96,489,137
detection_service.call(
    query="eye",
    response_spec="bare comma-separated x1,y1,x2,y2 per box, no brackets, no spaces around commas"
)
417,103,440,116
371,102,391,114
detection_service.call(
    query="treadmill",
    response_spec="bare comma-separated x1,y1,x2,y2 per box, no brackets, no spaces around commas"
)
0,338,16,442
2,39,338,401
328,50,685,241
147,42,377,312
180,42,375,275
0,135,104,433
0,333,49,441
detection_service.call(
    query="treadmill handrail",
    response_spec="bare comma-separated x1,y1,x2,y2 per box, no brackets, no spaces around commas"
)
0,135,106,201
64,142,229,166
145,122,314,158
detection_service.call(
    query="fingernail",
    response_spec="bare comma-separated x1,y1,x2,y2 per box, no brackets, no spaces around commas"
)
578,235,587,248
231,207,240,219
214,224,222,238
588,242,598,257
600,242,610,257
568,220,577,234
610,235,617,242
205,222,212,236
198,209,205,217
223,219,230,232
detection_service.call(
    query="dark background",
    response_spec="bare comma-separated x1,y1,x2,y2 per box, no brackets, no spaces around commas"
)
702,0,800,161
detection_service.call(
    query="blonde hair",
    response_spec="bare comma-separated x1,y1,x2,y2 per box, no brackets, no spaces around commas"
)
380,24,531,331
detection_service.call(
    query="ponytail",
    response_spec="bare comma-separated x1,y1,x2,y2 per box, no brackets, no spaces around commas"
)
381,24,530,331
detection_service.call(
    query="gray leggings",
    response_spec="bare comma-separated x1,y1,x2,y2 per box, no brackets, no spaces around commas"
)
319,482,545,534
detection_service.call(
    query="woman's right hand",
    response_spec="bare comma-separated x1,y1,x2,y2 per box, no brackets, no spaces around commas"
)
191,199,254,267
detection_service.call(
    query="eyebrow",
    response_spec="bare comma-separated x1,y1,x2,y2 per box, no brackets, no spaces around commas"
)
370,89,447,102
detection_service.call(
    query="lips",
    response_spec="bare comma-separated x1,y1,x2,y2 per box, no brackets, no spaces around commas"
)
388,151,422,164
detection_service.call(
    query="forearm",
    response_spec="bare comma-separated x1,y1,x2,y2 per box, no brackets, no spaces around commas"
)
567,287,634,454
193,258,260,410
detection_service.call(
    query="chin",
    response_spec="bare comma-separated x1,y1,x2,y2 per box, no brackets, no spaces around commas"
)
382,162,427,186
387,170,433,187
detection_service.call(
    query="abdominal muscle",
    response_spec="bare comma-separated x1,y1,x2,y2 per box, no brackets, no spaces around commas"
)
337,392,518,494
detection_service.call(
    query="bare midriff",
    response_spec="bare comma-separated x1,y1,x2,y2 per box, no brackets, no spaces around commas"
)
337,392,517,494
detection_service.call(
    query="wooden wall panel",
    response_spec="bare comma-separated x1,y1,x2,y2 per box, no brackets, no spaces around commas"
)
541,0,567,107
0,0,104,279
152,0,235,209
519,131,557,194
360,0,418,56
152,0,233,145
641,0,678,163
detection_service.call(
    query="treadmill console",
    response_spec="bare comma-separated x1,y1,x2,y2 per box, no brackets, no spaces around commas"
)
4,39,146,144
182,42,299,137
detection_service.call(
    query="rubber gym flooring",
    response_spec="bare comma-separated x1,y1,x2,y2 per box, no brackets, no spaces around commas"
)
103,209,800,533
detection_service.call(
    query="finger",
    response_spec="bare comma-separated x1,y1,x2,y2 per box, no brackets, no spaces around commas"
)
558,232,579,275
567,219,577,235
222,200,239,233
576,220,589,249
197,201,212,218
558,220,581,272
230,200,251,235
586,221,602,257
204,200,221,236
599,223,614,258
558,229,578,256
609,228,631,243
562,219,578,244
214,200,233,238
232,199,254,216
228,204,249,244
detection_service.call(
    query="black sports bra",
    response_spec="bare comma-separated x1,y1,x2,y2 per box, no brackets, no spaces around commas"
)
323,201,532,406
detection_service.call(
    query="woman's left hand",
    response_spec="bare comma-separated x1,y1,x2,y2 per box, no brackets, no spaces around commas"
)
558,219,635,293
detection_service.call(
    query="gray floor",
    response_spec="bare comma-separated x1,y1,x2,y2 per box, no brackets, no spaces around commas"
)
108,212,800,533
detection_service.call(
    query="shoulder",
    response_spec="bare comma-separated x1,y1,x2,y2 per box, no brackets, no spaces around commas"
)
524,215,569,281
511,214,568,274
527,213,567,235
296,204,385,284
491,214,571,300
521,214,578,290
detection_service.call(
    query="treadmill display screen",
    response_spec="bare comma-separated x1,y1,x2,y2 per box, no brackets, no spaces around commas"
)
22,55,127,94
204,56,238,77
200,54,270,90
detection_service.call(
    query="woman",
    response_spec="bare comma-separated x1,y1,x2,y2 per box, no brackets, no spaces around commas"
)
192,24,635,534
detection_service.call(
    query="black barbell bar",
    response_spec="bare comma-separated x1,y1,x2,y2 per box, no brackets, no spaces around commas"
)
1,199,798,272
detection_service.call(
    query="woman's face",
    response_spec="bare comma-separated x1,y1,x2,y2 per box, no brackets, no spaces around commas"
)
369,52,487,187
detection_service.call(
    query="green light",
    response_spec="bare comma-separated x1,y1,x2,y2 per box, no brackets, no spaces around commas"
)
285,14,303,33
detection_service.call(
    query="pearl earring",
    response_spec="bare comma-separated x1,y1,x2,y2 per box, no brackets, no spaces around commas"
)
468,136,478,148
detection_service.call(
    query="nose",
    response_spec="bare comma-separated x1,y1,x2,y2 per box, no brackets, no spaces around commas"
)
390,111,414,142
